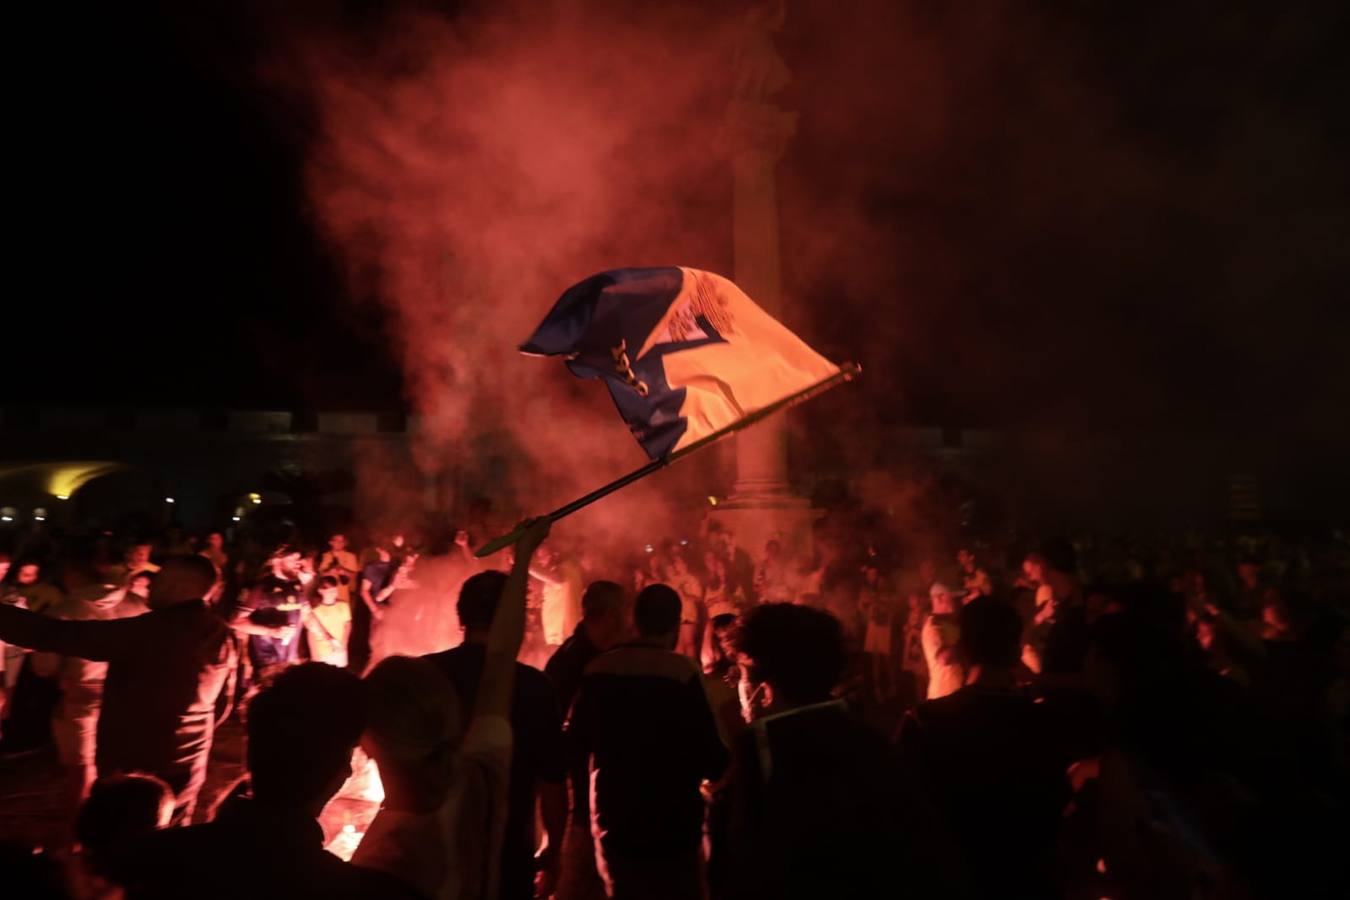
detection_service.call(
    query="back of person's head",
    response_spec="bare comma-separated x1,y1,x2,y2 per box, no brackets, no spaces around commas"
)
457,570,508,632
581,580,628,649
146,555,217,609
582,580,626,622
361,656,461,809
76,773,173,876
735,603,843,707
246,663,364,814
956,598,1023,669
634,584,681,639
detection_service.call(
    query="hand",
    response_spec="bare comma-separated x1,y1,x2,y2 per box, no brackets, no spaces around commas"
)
273,624,297,642
534,845,560,899
454,530,471,548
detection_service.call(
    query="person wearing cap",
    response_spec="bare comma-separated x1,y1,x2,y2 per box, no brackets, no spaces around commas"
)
921,581,966,699
230,546,309,684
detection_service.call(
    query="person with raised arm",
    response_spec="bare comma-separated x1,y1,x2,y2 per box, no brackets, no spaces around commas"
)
354,518,551,900
0,556,235,823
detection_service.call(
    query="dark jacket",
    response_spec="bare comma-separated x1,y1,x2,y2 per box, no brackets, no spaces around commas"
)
567,642,728,855
732,700,906,900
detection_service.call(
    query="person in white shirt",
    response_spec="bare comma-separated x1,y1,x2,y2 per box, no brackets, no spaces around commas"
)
921,582,965,700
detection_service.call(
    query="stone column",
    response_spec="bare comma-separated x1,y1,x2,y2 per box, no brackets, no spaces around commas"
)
713,3,819,562
728,100,796,502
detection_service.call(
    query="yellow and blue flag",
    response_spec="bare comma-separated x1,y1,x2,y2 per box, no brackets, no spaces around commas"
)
521,267,840,459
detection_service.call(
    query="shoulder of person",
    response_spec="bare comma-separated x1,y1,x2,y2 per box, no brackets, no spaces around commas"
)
584,644,701,682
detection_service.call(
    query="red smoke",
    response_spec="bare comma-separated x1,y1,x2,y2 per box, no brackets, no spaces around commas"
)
281,3,747,545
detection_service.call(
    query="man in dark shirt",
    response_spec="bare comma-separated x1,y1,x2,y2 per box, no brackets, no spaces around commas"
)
545,580,628,900
731,603,909,900
115,663,420,900
358,548,394,620
546,581,629,712
567,584,728,900
238,547,309,678
426,575,569,900
896,597,1070,900
0,556,234,823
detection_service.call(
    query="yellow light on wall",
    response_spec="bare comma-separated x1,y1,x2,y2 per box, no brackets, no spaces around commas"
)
43,462,127,500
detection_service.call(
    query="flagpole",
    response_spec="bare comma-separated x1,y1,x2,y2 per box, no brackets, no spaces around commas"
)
474,362,860,558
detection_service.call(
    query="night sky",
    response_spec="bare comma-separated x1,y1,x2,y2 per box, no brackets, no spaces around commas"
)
9,0,1348,440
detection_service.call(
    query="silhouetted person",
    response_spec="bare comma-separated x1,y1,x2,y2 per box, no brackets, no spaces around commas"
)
567,584,728,900
545,580,629,900
922,582,964,699
424,564,568,900
0,556,235,822
73,773,173,896
730,603,907,900
115,663,420,899
896,597,1070,900
353,519,550,900
1031,539,1088,678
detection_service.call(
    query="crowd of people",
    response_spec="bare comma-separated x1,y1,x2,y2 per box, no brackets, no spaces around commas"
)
1,511,1347,899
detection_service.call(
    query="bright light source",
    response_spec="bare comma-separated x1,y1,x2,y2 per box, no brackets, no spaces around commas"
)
0,516,12,523
251,498,262,505
165,497,175,504
707,496,719,507
231,516,241,522
248,492,262,505
34,516,45,522
56,494,69,501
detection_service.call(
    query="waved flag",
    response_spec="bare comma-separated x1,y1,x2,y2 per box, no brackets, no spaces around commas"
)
521,267,841,459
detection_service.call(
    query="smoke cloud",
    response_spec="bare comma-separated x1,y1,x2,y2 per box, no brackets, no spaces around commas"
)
260,0,1346,538
274,1,753,545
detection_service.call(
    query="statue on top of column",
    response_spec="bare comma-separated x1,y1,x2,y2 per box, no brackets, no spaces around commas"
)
733,0,791,103
728,0,797,160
